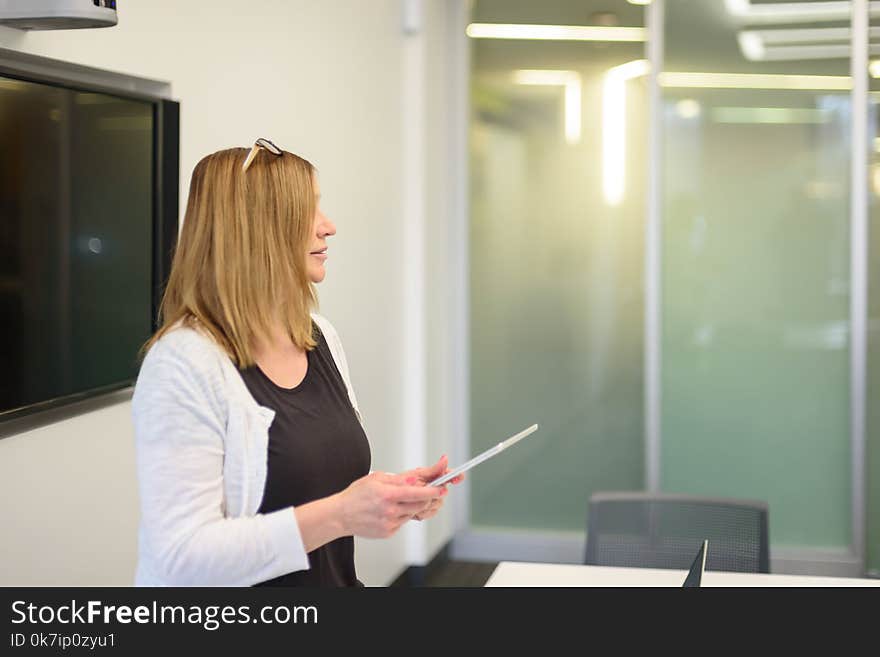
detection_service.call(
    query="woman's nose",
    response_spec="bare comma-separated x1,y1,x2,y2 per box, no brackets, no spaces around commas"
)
319,215,337,237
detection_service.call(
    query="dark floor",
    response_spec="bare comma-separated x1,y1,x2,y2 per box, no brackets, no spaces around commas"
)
394,560,499,587
426,560,499,587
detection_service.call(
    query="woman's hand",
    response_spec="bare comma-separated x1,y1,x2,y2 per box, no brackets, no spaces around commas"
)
337,471,446,539
398,455,465,522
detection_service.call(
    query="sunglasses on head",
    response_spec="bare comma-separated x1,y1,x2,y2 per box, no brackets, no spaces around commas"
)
242,137,283,172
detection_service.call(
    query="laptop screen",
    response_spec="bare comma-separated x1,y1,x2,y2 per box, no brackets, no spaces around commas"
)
682,540,708,587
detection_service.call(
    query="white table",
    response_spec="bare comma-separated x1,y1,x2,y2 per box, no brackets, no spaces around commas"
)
485,561,880,587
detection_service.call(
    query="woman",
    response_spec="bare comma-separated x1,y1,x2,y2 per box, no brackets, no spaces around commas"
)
132,139,461,586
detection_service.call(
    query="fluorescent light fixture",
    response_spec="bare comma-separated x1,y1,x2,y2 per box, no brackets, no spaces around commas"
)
466,23,646,42
870,60,880,78
710,106,832,124
738,27,880,61
659,71,851,90
724,0,880,24
513,69,576,86
627,0,652,4
753,27,862,44
603,59,650,206
740,43,852,61
513,69,582,144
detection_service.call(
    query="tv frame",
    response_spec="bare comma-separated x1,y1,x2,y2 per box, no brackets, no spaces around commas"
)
0,48,179,431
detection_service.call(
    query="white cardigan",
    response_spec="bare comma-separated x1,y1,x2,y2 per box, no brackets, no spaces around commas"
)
131,313,363,586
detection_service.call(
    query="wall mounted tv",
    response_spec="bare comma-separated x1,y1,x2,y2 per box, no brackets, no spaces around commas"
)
0,58,178,423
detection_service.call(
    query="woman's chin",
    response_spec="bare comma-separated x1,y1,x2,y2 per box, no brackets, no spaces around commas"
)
308,266,326,284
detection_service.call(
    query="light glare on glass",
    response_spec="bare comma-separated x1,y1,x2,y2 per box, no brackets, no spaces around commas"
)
513,70,582,144
603,59,650,206
675,99,701,119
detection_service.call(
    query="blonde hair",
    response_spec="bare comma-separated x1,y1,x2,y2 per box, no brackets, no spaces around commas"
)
141,146,318,367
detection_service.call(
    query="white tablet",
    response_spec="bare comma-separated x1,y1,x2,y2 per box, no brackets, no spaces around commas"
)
428,424,539,487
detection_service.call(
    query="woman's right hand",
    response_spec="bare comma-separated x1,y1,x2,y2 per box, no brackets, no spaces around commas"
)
338,472,447,539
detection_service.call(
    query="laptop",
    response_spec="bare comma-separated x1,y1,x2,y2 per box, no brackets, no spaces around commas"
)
682,539,708,587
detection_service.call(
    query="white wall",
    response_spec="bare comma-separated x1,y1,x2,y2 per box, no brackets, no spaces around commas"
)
0,400,139,585
0,0,461,586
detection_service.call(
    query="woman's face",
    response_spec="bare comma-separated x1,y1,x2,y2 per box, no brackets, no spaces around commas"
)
306,176,336,284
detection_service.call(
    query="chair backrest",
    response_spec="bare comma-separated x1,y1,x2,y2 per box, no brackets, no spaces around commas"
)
585,492,770,573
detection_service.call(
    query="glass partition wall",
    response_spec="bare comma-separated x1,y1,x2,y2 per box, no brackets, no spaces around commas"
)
661,0,855,573
467,1,647,547
868,2,880,577
461,0,874,576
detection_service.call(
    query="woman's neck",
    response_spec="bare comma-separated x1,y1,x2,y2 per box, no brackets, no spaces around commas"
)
253,324,302,358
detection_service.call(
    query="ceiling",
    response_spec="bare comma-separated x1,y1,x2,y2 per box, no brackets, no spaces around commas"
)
471,0,856,77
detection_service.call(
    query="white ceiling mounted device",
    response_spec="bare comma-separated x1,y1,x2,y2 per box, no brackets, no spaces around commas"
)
0,0,118,30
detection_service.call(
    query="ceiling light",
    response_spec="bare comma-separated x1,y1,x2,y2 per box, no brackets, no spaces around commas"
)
710,107,832,124
659,71,851,90
724,0,880,24
513,70,578,86
738,27,880,62
466,23,646,42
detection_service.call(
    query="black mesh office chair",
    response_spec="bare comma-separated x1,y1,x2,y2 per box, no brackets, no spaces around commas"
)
585,492,770,573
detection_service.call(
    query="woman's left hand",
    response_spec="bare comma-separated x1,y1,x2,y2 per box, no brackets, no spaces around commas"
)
396,455,465,521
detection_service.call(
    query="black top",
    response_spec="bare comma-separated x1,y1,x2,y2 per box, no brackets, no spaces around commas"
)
239,323,371,587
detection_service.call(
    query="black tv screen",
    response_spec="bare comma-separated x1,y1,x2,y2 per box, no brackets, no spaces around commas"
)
0,68,178,421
